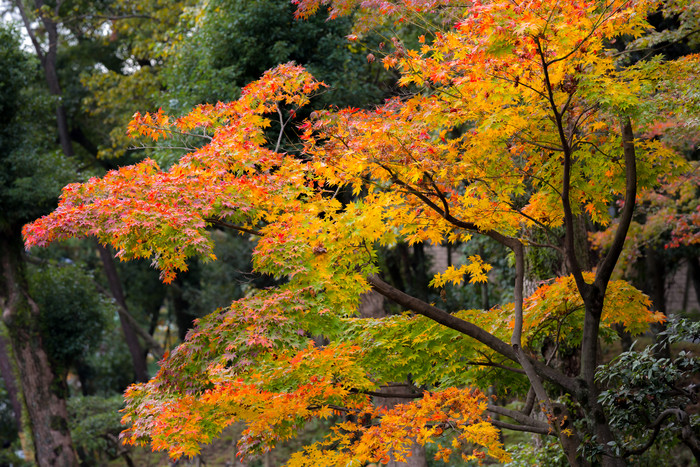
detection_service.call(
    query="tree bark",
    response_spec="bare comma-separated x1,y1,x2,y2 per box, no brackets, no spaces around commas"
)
0,231,78,467
0,324,35,459
0,330,22,431
18,0,152,381
645,249,670,358
97,243,150,382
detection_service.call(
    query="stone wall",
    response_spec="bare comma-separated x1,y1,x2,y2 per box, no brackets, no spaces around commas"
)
667,259,699,314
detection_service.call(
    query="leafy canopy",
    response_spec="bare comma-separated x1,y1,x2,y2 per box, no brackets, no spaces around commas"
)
23,0,697,464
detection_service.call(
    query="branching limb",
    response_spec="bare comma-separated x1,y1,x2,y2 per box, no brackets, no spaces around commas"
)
367,274,578,394
594,117,636,291
513,136,565,152
487,404,550,432
25,254,165,360
534,36,586,292
12,0,44,59
350,388,421,399
522,387,536,416
509,241,556,426
623,408,699,459
375,161,521,249
93,283,165,360
205,217,263,236
275,103,286,153
489,418,552,435
511,242,525,348
466,355,526,375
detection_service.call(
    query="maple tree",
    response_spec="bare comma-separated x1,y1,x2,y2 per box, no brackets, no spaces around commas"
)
22,0,700,465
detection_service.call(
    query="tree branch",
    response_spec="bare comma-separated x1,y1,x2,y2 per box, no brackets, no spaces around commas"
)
375,161,521,249
594,117,636,292
510,242,554,418
464,359,525,374
351,388,421,399
367,274,578,394
93,280,164,360
487,404,550,431
622,408,689,457
488,418,553,435
522,387,536,416
534,36,586,293
205,218,263,236
12,0,44,60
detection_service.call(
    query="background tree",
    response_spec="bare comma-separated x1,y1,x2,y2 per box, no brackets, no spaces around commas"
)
0,24,80,466
81,0,398,347
6,0,188,383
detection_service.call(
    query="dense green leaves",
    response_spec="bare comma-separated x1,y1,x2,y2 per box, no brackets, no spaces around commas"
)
597,318,700,461
28,264,112,369
163,0,389,113
0,26,77,229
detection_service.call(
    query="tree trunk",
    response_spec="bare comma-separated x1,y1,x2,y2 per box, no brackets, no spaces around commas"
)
689,257,700,308
0,231,78,467
632,248,670,357
36,0,75,158
97,243,150,382
0,324,34,459
0,329,22,431
581,296,627,467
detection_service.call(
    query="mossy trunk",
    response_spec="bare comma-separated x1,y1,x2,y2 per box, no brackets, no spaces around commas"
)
0,323,35,460
0,231,78,467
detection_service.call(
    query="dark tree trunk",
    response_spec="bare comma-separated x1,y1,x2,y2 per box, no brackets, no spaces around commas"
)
36,0,75,158
0,325,35,459
0,231,78,467
645,249,670,358
0,331,22,431
13,0,75,158
27,1,151,382
171,274,198,341
97,243,150,383
688,257,700,313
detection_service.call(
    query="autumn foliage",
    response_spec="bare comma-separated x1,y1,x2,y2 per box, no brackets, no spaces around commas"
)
23,0,699,464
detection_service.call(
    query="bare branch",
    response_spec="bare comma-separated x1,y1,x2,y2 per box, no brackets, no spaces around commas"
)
99,284,165,361
594,117,636,291
12,0,44,60
464,359,526,374
487,404,550,431
623,408,689,457
488,418,553,435
351,388,421,399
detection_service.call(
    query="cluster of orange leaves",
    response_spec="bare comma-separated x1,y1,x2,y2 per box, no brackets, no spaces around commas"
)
23,64,326,283
287,387,508,466
518,273,664,347
120,286,510,463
